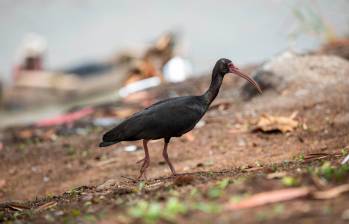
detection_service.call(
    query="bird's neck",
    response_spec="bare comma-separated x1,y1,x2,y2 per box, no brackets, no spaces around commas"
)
203,73,223,106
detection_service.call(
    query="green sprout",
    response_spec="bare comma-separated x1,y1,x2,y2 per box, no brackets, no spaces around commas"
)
128,198,188,224
281,176,299,187
208,178,231,199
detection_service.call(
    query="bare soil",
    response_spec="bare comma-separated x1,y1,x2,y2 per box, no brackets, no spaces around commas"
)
0,56,349,224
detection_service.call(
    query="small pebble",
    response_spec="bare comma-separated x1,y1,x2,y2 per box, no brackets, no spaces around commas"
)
124,145,138,152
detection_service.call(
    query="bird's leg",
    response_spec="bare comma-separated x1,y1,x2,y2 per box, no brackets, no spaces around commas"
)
138,140,150,180
162,138,177,176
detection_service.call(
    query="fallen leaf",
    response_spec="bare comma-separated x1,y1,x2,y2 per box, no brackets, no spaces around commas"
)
252,113,299,133
35,201,57,212
226,187,311,210
313,184,349,200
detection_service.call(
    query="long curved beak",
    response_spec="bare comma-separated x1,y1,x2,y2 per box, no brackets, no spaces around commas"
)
228,63,262,94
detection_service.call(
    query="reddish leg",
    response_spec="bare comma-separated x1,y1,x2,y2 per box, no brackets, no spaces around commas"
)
162,138,177,175
138,140,150,180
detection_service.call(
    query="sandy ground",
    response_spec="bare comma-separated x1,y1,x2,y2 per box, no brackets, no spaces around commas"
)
0,54,349,223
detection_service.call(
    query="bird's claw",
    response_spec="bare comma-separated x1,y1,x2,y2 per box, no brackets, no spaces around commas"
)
137,157,150,180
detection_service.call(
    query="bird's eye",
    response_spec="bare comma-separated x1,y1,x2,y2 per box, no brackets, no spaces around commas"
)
224,65,229,73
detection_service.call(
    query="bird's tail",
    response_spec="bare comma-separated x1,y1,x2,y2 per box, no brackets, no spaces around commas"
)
99,125,124,147
99,141,118,147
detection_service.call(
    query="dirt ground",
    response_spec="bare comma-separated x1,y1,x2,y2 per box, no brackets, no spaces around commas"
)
0,53,349,223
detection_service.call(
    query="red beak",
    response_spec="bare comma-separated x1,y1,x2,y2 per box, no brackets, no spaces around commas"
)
228,63,262,94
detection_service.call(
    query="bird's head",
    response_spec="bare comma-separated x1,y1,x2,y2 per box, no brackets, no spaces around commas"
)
214,58,262,94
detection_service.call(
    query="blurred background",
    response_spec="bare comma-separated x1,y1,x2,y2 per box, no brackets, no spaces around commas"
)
0,0,348,127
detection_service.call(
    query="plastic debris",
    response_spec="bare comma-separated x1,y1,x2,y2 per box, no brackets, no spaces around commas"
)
93,118,121,127
124,145,139,152
36,108,94,127
118,77,161,97
163,56,192,83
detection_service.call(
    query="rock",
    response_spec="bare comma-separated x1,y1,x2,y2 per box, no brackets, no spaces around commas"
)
241,51,349,100
241,70,282,100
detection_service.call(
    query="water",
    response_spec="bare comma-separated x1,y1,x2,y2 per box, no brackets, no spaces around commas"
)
0,0,348,82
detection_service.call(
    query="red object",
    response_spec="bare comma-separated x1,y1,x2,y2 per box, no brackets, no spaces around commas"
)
36,108,94,127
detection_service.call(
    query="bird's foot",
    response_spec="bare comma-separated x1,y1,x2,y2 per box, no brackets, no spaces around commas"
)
137,158,150,180
137,172,147,181
137,168,149,180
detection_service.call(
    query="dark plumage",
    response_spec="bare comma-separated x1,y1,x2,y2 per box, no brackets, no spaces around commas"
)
99,58,262,179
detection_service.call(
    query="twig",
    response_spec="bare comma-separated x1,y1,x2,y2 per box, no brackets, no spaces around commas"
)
121,175,138,183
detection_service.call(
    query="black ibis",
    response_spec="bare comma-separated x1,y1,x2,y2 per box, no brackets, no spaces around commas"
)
99,58,262,179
